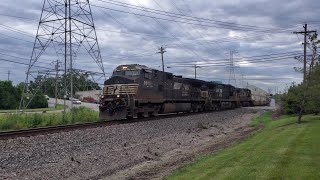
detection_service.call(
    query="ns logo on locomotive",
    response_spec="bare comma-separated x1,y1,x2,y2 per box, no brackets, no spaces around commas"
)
99,64,271,120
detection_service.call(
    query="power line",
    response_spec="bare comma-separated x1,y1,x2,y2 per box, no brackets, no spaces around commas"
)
0,58,54,70
129,0,212,62
0,13,36,21
150,0,224,57
168,51,303,65
0,32,34,43
167,55,302,67
0,13,297,55
96,0,296,32
90,4,294,34
0,51,52,66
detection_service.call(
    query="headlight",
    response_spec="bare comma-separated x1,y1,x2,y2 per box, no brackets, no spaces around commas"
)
101,95,104,99
117,95,120,98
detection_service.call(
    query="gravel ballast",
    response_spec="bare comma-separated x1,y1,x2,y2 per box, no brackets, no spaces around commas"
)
0,108,263,180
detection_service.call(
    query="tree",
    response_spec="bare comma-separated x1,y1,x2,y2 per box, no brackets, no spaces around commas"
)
297,32,320,123
0,81,48,110
0,81,20,109
281,33,320,120
33,71,101,98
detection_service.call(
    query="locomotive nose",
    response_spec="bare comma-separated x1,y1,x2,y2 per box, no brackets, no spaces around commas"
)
100,98,128,120
106,99,126,114
106,102,115,115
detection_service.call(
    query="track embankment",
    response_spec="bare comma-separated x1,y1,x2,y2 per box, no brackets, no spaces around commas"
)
0,108,264,180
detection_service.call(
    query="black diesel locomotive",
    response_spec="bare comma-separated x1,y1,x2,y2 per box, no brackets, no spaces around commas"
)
99,64,256,120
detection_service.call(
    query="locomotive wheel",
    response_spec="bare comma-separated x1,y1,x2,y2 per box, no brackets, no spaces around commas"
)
150,111,159,117
137,112,143,118
143,111,149,118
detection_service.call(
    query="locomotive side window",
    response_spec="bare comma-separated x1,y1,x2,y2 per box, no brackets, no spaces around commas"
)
166,74,173,79
153,70,158,78
216,88,222,97
158,84,164,91
144,72,152,79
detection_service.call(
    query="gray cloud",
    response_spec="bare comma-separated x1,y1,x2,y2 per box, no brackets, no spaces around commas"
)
0,0,319,93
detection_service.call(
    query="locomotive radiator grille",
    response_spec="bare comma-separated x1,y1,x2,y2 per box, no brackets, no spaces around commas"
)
104,84,139,95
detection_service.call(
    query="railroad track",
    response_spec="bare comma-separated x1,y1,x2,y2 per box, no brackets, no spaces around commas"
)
0,121,118,140
0,110,219,140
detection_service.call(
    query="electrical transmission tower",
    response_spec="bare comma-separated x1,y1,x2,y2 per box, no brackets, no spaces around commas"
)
228,50,238,87
20,0,105,111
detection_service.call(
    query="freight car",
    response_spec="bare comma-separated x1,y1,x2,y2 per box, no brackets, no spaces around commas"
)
99,64,265,120
246,85,271,106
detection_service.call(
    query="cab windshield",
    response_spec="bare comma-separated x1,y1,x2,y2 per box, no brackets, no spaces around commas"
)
113,70,140,77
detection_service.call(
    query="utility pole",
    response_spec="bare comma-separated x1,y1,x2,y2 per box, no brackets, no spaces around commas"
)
55,60,60,108
194,65,201,79
157,46,167,99
7,70,10,81
157,46,166,72
293,24,317,124
293,24,316,80
195,65,197,79
69,0,73,110
63,0,68,113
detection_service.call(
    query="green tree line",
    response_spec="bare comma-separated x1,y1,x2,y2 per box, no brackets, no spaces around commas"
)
0,81,47,110
281,64,320,115
0,71,100,110
33,71,100,98
280,32,320,117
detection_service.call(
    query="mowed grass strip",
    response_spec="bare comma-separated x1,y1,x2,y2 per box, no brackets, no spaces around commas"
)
166,114,320,180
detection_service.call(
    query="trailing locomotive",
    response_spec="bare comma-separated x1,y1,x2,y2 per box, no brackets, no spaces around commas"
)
99,64,269,120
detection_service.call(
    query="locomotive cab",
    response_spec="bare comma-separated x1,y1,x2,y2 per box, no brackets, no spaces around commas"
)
100,65,144,120
100,64,161,120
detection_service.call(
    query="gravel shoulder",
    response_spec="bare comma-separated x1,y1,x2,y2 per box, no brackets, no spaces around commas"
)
0,108,264,180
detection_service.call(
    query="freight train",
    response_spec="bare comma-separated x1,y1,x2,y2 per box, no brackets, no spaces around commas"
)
99,64,271,120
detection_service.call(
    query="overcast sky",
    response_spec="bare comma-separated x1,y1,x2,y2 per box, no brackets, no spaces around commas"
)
0,0,319,93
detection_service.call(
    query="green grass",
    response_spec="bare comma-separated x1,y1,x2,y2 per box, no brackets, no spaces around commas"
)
249,111,273,127
166,113,320,180
0,107,99,131
0,104,65,113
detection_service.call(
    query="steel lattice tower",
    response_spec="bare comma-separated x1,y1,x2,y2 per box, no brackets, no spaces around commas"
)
20,0,105,110
228,50,237,87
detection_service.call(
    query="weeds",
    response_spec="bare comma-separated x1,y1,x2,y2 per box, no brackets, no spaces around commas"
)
0,107,99,131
